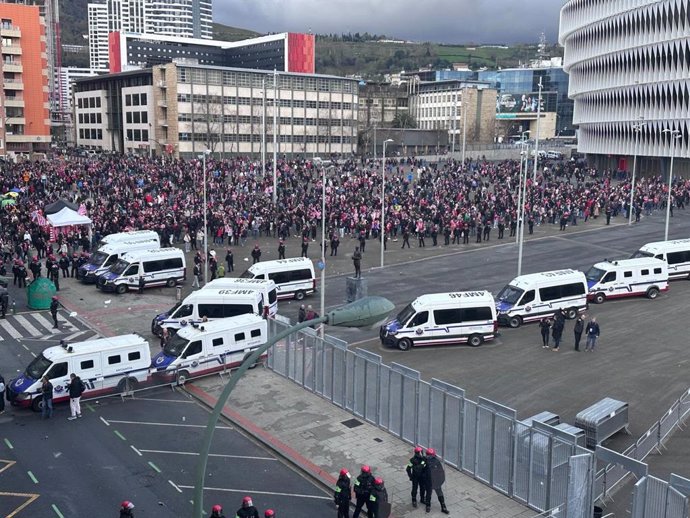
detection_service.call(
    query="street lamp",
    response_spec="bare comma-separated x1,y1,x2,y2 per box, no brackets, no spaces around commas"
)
629,119,645,226
517,130,530,277
381,139,394,268
192,296,395,518
272,68,278,205
515,130,530,246
461,88,468,165
662,128,682,241
532,77,543,181
198,150,211,284
261,76,266,181
320,164,336,338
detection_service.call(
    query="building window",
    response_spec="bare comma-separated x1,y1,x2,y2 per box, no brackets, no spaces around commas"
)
125,94,132,106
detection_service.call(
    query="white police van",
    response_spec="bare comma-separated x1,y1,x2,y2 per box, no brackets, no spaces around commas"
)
496,269,588,328
151,288,264,336
379,291,497,350
99,230,160,248
631,239,690,279
203,278,278,317
240,257,316,300
97,248,186,293
6,334,151,411
151,314,268,384
78,238,161,283
586,258,668,304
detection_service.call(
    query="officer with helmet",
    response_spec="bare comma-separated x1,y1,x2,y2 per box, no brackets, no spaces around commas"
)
264,511,275,518
210,504,226,518
352,465,374,518
368,477,388,518
235,495,259,518
119,500,134,518
406,446,427,508
423,448,449,514
333,467,351,518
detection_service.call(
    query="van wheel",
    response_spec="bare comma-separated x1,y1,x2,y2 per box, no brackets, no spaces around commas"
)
31,397,43,413
115,284,127,295
397,338,413,351
646,287,659,299
243,352,259,369
508,316,522,328
294,290,306,301
176,370,190,386
566,307,578,319
117,377,138,393
593,292,606,304
468,334,483,347
166,278,176,288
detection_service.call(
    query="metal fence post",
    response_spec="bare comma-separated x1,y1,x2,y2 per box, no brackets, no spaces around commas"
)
375,361,381,426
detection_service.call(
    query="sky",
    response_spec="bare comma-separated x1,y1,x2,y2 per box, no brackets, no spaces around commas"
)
215,0,563,44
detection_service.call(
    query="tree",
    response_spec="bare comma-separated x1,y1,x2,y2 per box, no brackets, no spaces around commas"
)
391,112,417,129
192,101,224,154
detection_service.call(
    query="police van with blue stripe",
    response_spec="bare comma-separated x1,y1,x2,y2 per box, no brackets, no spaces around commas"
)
585,258,668,304
379,291,497,350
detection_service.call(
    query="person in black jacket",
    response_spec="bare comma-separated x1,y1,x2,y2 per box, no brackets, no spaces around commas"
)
41,376,53,419
225,249,234,273
406,446,427,508
119,500,134,517
49,296,60,329
210,504,225,518
368,478,388,518
251,245,262,264
66,373,85,420
277,240,286,260
235,496,259,518
539,317,551,349
551,309,565,351
333,468,351,518
352,465,374,518
0,373,5,414
423,448,449,514
573,315,585,351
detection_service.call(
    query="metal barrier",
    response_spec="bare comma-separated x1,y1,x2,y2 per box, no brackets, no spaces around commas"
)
265,318,594,515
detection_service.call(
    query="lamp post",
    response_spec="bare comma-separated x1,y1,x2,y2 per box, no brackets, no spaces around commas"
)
272,68,278,205
198,150,210,284
262,76,266,180
461,88,468,165
517,130,530,276
515,130,530,246
662,128,682,241
192,296,395,518
451,92,457,155
532,77,543,181
320,165,335,338
381,139,394,268
629,120,645,226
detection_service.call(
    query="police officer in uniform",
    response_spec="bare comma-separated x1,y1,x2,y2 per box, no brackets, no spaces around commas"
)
368,478,388,518
59,253,70,278
235,496,259,518
333,468,351,518
50,296,60,329
210,504,226,518
70,253,79,277
352,465,374,518
406,446,427,508
422,448,449,514
17,261,27,288
277,240,286,260
0,287,9,318
50,262,60,291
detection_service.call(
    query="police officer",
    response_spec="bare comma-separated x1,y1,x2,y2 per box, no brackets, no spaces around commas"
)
210,504,226,518
423,448,449,514
0,287,9,318
50,296,60,329
17,261,27,288
119,500,135,517
277,240,286,260
235,495,259,518
406,446,427,508
225,249,234,273
334,468,351,518
29,256,41,280
330,235,339,256
251,244,262,264
368,478,388,518
50,262,60,291
264,511,275,518
59,253,70,278
76,252,88,278
12,259,19,286
352,465,374,518
138,275,145,294
70,253,79,277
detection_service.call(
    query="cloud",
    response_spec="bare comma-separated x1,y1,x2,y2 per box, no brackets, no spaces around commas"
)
214,0,562,44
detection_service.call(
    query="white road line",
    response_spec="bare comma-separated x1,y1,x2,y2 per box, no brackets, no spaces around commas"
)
138,449,276,461
107,419,233,429
130,445,142,456
21,344,30,351
31,352,37,357
168,480,183,493
32,313,61,334
63,331,93,342
100,416,110,426
132,397,195,404
0,319,22,339
14,315,42,336
177,485,331,500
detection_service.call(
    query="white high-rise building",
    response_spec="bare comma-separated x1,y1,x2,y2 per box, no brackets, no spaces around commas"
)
89,0,213,69
88,3,109,70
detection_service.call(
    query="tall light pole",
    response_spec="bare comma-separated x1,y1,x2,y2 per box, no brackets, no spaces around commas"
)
517,131,530,276
199,150,210,284
662,129,682,241
272,68,278,205
515,130,530,245
320,165,335,338
629,119,645,226
451,92,457,155
461,87,468,165
532,77,543,181
262,76,266,180
381,139,394,268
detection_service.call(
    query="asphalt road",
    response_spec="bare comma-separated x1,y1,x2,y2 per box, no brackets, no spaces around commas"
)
0,387,331,517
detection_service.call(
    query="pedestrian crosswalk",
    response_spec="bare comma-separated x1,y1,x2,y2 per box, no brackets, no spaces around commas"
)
0,310,100,343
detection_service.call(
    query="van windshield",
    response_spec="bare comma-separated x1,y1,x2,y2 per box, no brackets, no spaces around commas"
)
630,250,654,259
585,267,606,282
496,285,524,304
26,354,52,380
110,259,130,275
239,269,255,279
89,251,108,266
164,334,189,358
395,304,416,325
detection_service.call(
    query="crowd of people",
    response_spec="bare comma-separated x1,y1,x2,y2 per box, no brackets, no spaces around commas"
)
1,153,689,269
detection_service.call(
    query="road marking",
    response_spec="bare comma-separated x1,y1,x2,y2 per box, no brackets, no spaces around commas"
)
148,461,161,473
0,492,40,518
0,319,22,339
130,445,142,456
0,459,16,474
21,343,30,351
137,448,276,461
100,416,110,426
177,485,331,500
348,337,380,348
30,352,36,357
52,504,65,518
85,403,96,413
14,315,41,336
168,479,183,493
113,430,127,441
27,471,38,484
4,438,14,449
107,419,232,429
31,313,61,334
133,397,195,403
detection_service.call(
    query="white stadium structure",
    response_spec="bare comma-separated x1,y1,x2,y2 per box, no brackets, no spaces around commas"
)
560,0,690,171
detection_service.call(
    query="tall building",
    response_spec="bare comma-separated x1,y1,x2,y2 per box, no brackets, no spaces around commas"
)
0,3,51,157
559,0,690,169
88,3,109,70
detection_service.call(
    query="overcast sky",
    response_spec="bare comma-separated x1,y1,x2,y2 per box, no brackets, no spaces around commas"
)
216,0,562,44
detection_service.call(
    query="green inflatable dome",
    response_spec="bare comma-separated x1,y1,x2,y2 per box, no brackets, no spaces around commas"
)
27,277,57,310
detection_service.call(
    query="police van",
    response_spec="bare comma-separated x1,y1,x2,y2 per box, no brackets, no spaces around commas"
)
97,248,186,293
203,278,278,317
379,291,498,350
99,230,160,248
6,334,151,411
586,258,668,304
631,239,690,279
496,269,588,328
151,288,264,335
240,257,316,300
78,238,161,283
151,314,268,384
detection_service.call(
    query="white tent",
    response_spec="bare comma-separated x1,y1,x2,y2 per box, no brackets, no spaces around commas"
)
46,206,92,227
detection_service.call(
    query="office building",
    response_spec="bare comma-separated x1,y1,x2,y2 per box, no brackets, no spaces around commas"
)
560,0,690,169
73,63,358,157
55,67,105,145
0,3,51,157
88,3,109,70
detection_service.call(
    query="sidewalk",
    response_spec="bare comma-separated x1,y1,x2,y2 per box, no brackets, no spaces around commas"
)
187,369,535,518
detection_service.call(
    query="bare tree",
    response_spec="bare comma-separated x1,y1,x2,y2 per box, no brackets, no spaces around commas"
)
193,101,224,154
